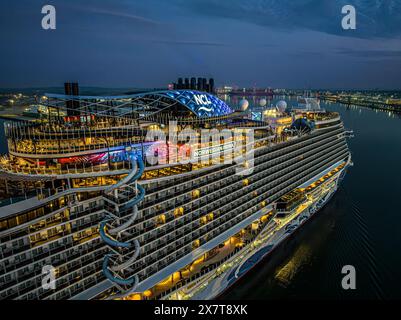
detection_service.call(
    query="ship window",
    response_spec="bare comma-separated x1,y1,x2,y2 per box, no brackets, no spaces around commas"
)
174,207,184,218
192,189,200,199
0,220,7,231
192,239,200,249
8,217,17,228
27,211,38,221
200,216,208,225
156,214,166,226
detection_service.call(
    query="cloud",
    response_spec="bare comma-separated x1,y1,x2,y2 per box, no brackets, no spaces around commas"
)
336,49,401,59
85,7,161,26
173,0,401,39
151,40,229,47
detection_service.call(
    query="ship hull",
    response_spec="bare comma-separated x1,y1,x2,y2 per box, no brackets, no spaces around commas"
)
163,164,349,300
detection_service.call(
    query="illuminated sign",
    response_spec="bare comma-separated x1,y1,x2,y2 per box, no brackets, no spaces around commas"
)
194,94,213,112
194,142,235,158
165,90,234,117
251,112,262,121
194,94,212,106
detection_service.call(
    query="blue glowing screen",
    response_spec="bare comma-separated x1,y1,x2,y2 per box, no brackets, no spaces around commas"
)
161,90,234,118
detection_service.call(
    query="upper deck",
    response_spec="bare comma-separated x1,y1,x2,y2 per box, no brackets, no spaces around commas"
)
3,89,271,157
0,90,343,209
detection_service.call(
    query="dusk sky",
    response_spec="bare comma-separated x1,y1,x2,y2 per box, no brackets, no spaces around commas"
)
1,0,401,89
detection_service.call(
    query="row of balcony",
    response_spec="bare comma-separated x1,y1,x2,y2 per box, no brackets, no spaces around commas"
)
107,135,343,248
127,130,345,234
142,125,342,202
121,150,349,284
120,146,348,281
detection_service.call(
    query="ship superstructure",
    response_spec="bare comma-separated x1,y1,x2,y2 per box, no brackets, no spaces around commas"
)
0,87,351,300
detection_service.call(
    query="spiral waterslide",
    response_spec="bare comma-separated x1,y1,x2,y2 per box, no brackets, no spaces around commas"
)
99,154,145,295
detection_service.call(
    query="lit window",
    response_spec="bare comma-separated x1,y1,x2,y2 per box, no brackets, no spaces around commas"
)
200,216,208,225
143,290,152,298
174,207,184,218
192,239,200,249
192,189,200,199
157,214,166,225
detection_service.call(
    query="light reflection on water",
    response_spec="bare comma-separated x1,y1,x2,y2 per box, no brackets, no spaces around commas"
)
274,244,313,288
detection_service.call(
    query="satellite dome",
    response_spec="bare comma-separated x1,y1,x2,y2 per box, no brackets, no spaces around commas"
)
276,100,287,112
259,98,267,107
239,99,249,111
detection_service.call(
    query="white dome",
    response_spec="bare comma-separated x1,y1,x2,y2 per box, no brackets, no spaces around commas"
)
239,99,249,111
259,98,267,107
276,100,287,112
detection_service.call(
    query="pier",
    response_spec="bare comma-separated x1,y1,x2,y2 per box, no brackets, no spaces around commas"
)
321,95,401,113
0,105,36,121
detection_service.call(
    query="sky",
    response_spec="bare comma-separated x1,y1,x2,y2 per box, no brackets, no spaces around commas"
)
0,0,401,89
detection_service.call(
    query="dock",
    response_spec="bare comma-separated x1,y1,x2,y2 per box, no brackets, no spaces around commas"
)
321,95,401,113
0,105,37,121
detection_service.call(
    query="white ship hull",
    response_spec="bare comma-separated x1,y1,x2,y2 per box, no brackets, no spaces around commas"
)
164,163,348,300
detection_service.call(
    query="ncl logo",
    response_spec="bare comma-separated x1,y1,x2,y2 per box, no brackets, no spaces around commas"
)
194,94,212,106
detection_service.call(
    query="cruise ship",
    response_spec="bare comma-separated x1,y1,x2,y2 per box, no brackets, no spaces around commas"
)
0,83,352,300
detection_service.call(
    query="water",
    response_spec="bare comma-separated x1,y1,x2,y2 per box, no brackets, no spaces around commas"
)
222,100,401,300
1,100,401,299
